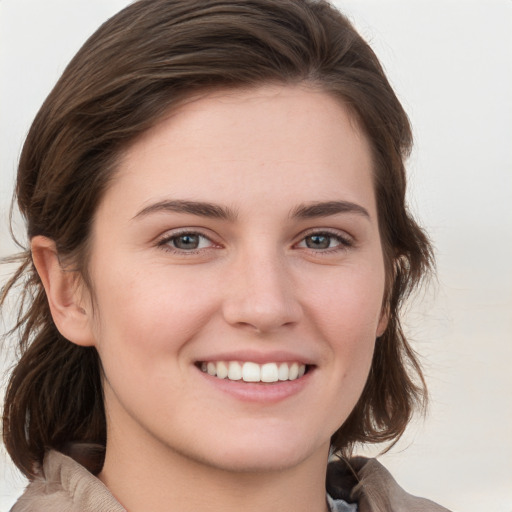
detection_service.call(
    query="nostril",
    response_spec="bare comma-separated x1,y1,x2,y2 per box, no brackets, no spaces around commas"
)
221,283,303,334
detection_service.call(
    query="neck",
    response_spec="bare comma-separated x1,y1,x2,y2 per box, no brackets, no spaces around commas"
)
99,424,330,512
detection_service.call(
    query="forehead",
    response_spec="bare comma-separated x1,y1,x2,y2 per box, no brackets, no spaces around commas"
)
121,84,368,162
105,84,376,219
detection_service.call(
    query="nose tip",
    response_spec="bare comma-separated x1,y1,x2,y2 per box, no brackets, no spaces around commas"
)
221,256,302,333
224,296,301,333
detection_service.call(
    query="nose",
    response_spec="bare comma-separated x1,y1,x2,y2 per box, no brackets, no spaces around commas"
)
222,249,302,334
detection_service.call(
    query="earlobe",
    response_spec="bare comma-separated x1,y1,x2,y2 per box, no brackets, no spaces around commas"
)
31,235,96,347
376,305,390,338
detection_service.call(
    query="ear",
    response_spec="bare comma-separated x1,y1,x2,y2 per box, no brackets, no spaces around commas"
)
376,304,390,338
31,235,96,347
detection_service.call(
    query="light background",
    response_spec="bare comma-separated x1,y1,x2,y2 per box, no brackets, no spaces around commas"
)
1,1,511,511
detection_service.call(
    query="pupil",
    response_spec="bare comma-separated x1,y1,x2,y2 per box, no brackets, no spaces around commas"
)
306,234,329,249
174,234,199,250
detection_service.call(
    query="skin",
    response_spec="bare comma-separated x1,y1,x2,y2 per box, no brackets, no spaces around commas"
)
33,84,388,512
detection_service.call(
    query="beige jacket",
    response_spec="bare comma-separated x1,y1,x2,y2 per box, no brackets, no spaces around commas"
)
11,449,451,512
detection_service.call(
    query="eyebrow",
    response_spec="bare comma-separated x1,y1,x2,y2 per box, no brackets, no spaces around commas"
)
133,199,369,222
289,200,370,220
133,200,238,221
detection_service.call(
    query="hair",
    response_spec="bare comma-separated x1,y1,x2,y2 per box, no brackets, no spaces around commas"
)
2,0,433,478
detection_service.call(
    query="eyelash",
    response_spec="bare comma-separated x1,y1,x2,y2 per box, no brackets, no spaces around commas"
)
157,229,216,255
156,229,353,255
296,229,354,253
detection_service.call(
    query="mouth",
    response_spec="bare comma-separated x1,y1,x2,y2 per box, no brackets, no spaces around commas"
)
196,360,310,383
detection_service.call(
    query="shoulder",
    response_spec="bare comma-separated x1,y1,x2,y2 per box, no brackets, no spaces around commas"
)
327,456,452,512
11,448,125,512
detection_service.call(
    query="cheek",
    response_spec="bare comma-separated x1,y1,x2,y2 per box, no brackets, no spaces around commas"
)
304,264,386,338
88,267,217,412
301,264,384,390
89,262,220,358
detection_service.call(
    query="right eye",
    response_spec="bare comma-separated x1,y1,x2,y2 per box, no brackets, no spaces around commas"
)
158,231,215,253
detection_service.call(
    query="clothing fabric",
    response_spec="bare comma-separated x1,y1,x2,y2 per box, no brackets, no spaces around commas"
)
327,493,358,512
11,445,451,512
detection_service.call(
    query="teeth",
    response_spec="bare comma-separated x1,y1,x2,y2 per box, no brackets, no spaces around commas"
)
200,361,307,383
217,361,228,379
289,362,299,380
278,362,289,381
207,362,216,376
228,361,242,380
242,362,260,382
261,363,278,382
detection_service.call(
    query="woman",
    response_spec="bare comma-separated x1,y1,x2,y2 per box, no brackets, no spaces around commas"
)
2,1,449,510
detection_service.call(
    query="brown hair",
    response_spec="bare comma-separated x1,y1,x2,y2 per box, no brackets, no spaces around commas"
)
2,0,433,478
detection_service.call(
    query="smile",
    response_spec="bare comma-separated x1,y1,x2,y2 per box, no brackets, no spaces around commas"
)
199,361,307,383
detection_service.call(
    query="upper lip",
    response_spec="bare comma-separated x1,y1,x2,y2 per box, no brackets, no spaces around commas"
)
195,350,317,366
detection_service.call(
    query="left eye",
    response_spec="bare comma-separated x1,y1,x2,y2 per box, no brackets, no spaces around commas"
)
164,233,213,251
297,233,348,250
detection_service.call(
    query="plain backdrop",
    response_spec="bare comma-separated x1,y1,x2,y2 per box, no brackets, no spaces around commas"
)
1,1,511,511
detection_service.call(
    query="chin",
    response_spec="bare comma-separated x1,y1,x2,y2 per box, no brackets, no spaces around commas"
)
202,450,314,474
183,430,329,474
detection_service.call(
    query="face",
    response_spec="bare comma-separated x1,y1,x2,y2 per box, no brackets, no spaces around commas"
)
84,84,387,473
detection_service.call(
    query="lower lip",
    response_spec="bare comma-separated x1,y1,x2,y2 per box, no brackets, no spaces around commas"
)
196,366,313,403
